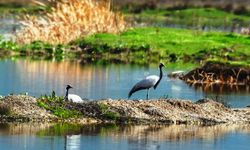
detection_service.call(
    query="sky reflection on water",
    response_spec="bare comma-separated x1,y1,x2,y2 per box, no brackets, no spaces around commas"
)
0,123,250,150
0,59,249,107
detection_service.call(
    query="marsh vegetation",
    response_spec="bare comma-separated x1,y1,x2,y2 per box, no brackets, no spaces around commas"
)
0,1,250,149
0,0,249,67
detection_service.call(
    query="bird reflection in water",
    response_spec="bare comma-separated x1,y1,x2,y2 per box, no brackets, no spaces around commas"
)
64,135,81,150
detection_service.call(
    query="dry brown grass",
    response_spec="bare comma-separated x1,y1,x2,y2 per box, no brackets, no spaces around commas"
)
15,0,127,45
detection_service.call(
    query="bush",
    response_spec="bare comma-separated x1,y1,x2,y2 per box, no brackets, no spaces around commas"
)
16,0,127,44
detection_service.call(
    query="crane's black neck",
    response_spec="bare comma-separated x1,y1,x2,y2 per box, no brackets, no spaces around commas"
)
64,88,69,100
154,66,163,89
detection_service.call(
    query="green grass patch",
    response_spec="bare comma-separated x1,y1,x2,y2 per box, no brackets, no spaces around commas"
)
76,27,250,65
37,91,82,119
0,36,19,51
0,37,73,61
0,4,51,16
125,7,250,27
1,26,250,65
98,103,120,121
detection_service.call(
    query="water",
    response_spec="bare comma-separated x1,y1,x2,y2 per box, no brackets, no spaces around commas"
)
0,123,250,150
0,58,249,108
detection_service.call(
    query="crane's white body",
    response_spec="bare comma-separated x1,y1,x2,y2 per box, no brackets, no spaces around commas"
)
134,75,159,89
67,94,84,103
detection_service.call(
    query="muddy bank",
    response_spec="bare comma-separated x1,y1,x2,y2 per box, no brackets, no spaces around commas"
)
1,95,250,125
180,62,250,85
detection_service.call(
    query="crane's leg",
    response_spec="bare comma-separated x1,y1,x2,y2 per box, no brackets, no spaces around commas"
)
146,89,149,100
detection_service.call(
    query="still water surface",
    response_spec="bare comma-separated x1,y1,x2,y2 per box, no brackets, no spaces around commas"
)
0,59,249,107
0,123,250,150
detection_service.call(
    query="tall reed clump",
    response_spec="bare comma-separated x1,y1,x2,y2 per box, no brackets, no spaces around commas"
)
15,0,127,45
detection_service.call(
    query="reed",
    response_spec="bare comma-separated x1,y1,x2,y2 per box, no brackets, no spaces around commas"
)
15,0,127,45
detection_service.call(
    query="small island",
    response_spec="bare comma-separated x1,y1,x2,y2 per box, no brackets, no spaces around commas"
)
1,94,250,125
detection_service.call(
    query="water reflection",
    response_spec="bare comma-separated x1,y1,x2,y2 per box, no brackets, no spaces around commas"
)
79,124,250,142
189,83,250,95
0,123,250,150
65,135,81,150
0,59,250,108
0,59,196,100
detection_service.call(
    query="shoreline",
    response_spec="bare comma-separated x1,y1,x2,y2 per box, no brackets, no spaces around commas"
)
1,27,250,67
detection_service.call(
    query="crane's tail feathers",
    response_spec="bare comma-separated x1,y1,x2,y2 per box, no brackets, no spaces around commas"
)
128,90,133,98
128,86,146,99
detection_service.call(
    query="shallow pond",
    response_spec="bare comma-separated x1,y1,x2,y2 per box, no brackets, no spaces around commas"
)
0,123,250,150
0,58,249,108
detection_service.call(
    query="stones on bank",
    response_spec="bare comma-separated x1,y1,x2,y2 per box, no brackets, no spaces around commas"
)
0,95,250,125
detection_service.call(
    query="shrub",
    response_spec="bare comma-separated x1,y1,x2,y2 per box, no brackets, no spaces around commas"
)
16,0,127,44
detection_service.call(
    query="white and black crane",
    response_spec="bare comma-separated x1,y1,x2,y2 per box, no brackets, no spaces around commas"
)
128,63,164,99
64,85,84,103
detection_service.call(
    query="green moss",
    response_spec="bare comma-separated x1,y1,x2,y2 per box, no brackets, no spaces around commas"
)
98,103,120,121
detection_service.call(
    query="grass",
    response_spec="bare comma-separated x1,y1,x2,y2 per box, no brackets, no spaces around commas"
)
126,7,250,28
76,27,250,65
0,36,19,51
0,36,74,61
1,2,248,65
98,103,120,121
0,5,50,17
37,91,82,119
1,26,250,65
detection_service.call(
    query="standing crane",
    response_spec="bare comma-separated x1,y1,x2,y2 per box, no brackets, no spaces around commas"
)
128,63,164,99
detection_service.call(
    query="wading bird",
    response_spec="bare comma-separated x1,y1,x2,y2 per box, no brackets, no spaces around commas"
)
64,85,84,103
128,63,165,99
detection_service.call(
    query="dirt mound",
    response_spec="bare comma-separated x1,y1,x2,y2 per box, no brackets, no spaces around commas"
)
0,95,55,121
1,95,250,125
181,62,250,85
90,98,246,125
